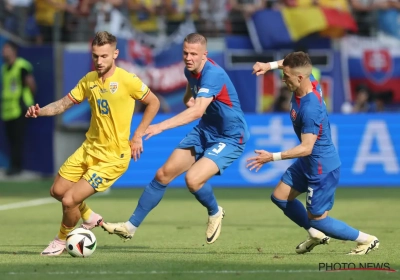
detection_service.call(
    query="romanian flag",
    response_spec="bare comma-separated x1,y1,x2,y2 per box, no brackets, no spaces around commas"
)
249,6,357,50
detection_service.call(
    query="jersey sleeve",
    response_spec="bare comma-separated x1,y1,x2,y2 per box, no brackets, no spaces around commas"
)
197,71,223,99
301,106,321,135
128,74,150,101
68,76,87,104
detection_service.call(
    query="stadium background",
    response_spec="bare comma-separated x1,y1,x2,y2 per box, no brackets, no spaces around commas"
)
1,2,400,279
0,0,399,187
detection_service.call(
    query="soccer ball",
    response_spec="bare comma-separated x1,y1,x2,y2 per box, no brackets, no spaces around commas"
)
66,228,97,257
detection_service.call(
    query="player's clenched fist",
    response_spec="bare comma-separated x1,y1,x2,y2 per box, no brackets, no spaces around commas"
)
252,62,270,76
25,104,40,118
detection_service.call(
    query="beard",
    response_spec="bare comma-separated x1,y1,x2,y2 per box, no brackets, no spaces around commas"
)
96,63,113,77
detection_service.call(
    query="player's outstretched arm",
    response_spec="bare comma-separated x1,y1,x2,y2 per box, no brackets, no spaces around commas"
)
130,91,160,161
144,96,212,140
281,133,318,159
246,133,317,172
25,95,74,118
252,59,284,76
160,96,211,130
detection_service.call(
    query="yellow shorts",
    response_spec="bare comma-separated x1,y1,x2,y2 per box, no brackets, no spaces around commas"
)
59,145,130,192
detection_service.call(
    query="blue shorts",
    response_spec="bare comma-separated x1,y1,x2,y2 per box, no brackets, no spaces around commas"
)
281,159,341,215
176,126,245,175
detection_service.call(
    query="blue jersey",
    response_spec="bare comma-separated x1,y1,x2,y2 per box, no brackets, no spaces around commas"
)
185,58,249,144
289,74,341,175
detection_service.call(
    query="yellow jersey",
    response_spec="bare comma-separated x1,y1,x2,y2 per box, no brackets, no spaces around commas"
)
129,0,158,33
35,0,65,26
68,67,149,161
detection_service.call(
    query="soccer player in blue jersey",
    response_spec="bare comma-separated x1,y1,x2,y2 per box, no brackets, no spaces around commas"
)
103,33,250,244
247,52,379,255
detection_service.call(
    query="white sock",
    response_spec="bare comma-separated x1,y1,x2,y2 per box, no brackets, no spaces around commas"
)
209,208,221,218
124,221,138,234
355,231,370,243
307,227,324,238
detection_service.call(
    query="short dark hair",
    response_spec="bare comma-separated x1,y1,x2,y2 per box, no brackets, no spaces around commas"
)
92,31,117,47
184,33,207,46
282,51,312,68
4,41,18,52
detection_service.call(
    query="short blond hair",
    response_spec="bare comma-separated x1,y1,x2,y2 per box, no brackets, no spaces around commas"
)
184,33,207,46
92,31,117,47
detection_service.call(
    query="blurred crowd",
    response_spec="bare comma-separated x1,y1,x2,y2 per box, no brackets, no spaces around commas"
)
0,0,398,43
1,0,400,114
0,0,225,43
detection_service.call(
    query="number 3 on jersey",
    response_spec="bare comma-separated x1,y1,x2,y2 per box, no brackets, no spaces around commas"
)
212,142,226,154
97,99,109,115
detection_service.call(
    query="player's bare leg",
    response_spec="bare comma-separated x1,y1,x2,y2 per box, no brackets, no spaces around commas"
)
62,179,97,229
41,174,75,256
50,174,102,230
185,157,224,244
49,174,75,201
102,148,196,241
41,179,96,256
271,181,330,254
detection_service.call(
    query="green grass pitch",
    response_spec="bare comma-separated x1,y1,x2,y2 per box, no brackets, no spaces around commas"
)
0,180,398,280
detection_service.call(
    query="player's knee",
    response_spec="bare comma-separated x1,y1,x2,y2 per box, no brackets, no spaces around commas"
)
50,185,64,201
61,195,76,209
271,194,287,210
155,166,173,185
156,165,180,185
61,190,80,209
307,210,328,220
184,172,202,192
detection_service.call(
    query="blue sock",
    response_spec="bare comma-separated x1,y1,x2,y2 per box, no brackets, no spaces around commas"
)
310,217,359,241
129,179,167,227
271,194,310,229
191,182,219,215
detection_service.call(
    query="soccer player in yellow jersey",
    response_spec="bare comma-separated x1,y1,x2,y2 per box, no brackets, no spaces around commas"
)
25,31,160,256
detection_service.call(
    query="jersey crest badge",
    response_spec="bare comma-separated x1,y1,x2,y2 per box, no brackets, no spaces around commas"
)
290,108,297,121
110,82,118,94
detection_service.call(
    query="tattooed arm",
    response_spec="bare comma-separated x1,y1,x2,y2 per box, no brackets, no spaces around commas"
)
25,95,75,118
